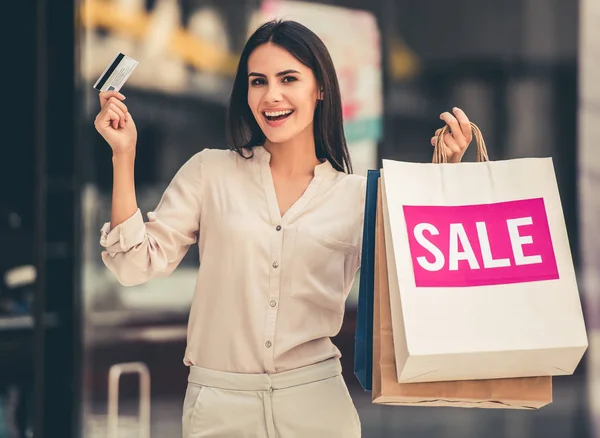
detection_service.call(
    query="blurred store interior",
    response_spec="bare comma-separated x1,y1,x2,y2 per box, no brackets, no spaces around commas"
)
3,0,599,436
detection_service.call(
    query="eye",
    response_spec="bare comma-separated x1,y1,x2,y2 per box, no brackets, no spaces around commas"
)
282,76,298,83
250,78,266,86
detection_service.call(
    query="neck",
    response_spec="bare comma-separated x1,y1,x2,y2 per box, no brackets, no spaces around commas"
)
263,124,321,176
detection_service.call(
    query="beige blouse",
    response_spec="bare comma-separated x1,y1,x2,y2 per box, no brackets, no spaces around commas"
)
100,146,367,374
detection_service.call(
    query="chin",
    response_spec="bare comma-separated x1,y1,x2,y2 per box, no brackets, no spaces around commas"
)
264,132,296,144
261,126,299,145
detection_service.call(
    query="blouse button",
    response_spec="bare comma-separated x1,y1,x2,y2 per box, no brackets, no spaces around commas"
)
272,261,279,269
276,225,282,231
265,341,272,348
270,300,277,307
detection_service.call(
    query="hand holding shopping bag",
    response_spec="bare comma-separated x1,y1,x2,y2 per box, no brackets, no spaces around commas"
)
379,122,588,384
431,107,475,163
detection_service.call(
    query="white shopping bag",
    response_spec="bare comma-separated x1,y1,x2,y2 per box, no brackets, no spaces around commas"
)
381,124,588,384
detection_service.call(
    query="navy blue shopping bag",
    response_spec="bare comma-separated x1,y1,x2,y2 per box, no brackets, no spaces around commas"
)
353,170,380,391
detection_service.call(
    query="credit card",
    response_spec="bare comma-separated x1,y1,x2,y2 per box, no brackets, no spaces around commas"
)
93,52,139,92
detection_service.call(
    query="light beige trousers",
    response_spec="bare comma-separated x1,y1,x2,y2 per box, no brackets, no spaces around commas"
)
181,358,361,438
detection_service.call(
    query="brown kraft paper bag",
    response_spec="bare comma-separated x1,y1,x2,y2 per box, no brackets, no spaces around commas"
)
372,181,553,409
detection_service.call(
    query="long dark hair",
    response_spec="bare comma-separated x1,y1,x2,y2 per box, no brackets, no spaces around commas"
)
226,19,352,174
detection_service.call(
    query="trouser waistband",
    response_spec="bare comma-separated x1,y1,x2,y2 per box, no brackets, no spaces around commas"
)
188,358,342,391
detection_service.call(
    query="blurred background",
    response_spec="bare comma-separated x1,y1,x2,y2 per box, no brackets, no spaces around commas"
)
2,0,599,436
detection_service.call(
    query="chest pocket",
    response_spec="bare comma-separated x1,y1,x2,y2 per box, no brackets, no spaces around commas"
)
289,227,357,315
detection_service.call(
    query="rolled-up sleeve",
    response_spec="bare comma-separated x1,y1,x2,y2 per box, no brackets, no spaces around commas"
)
99,151,205,286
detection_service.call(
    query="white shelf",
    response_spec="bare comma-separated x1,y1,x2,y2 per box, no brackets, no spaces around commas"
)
0,315,33,330
0,313,59,331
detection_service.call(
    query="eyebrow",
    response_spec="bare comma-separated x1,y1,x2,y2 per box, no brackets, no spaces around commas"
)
248,69,301,78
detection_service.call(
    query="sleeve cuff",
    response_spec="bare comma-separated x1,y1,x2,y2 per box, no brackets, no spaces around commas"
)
99,209,146,252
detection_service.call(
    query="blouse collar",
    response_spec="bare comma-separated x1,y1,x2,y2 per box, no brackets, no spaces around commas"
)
253,145,336,177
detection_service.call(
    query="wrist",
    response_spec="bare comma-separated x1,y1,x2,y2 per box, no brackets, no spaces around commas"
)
112,150,136,164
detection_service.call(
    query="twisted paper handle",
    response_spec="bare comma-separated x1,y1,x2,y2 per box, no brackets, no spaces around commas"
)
433,121,489,163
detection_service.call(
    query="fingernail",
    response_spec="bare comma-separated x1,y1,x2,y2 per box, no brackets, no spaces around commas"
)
453,107,459,112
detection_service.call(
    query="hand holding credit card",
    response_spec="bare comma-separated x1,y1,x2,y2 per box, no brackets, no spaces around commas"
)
93,53,139,155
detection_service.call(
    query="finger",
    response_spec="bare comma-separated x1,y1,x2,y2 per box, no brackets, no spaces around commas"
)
440,112,462,141
99,90,126,108
104,108,121,130
123,111,133,128
106,103,126,129
452,107,473,141
108,97,129,128
111,110,119,130
106,103,126,128
107,97,128,115
435,128,442,136
443,132,460,153
125,111,136,129
106,98,128,128
99,91,126,107
431,136,438,147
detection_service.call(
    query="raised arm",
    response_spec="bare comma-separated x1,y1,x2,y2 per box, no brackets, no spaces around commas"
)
94,90,204,286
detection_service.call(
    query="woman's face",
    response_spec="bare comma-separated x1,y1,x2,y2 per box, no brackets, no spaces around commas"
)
247,43,321,145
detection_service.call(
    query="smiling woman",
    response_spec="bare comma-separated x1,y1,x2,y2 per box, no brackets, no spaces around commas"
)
94,18,473,438
227,20,351,173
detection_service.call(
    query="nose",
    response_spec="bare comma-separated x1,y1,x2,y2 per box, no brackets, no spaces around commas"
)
264,82,283,103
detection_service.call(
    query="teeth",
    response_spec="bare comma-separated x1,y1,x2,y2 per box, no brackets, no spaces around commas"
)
265,110,293,117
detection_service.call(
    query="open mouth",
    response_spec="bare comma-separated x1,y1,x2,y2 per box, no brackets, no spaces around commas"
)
263,109,294,122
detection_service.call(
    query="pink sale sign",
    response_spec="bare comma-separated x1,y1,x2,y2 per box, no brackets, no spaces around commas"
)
403,198,559,287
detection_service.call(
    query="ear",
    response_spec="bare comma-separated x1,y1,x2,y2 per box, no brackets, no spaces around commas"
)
318,87,324,101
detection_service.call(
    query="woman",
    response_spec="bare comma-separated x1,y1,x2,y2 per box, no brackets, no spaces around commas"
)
95,19,472,438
